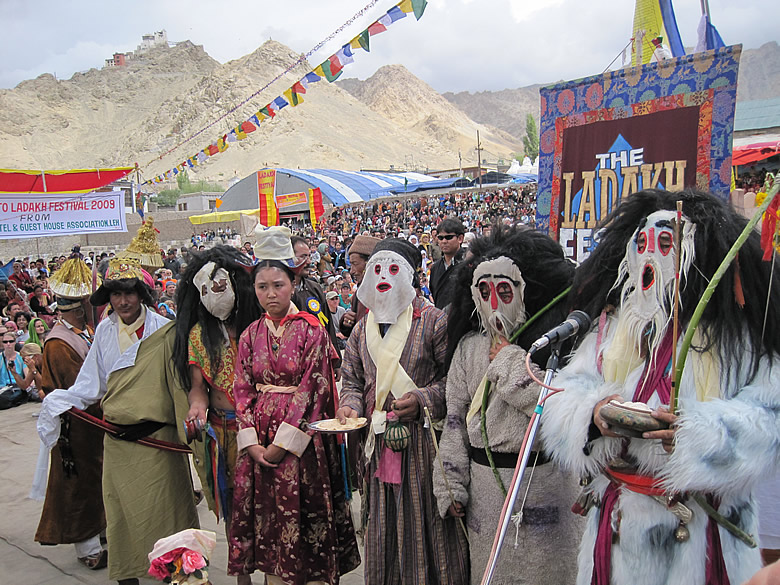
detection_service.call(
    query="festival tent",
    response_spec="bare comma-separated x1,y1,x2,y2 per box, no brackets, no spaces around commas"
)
732,141,780,166
189,208,263,225
218,168,462,211
0,167,135,193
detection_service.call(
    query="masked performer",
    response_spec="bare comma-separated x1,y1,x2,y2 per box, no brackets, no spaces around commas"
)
173,246,259,585
38,259,197,585
338,238,468,585
34,259,107,569
228,226,360,585
433,226,581,584
541,189,780,585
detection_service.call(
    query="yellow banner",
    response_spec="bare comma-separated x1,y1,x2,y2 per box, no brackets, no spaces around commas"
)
257,169,278,226
276,191,307,208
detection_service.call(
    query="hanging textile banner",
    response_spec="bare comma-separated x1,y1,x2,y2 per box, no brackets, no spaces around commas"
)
276,191,307,208
257,169,279,226
0,190,127,239
0,167,134,194
631,0,684,65
536,45,741,262
309,187,325,229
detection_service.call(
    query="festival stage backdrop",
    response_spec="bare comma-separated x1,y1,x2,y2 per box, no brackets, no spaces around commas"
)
536,45,741,262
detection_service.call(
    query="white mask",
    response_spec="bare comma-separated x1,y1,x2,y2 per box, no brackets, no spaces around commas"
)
193,261,235,322
471,256,527,342
358,250,416,324
613,209,696,350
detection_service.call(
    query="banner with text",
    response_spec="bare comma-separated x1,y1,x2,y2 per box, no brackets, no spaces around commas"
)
0,190,127,239
257,169,279,226
276,191,307,209
536,46,740,262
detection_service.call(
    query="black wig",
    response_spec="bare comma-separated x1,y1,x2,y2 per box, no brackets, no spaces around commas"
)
446,225,575,369
89,278,156,308
173,246,261,390
570,188,780,385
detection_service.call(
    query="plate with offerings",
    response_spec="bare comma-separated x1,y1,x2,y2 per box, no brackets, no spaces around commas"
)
308,417,368,433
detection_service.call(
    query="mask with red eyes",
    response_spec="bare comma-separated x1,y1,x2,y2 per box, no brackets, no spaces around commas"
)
357,250,416,324
614,209,696,349
471,256,526,342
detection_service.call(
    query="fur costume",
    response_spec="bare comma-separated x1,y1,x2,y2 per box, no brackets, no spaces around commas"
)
434,227,582,584
540,189,780,585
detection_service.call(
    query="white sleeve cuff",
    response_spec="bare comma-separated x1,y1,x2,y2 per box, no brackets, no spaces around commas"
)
272,421,312,457
236,427,259,451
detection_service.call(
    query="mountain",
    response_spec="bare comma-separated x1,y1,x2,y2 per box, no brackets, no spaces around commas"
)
336,64,521,165
735,41,780,102
0,40,522,182
435,42,780,144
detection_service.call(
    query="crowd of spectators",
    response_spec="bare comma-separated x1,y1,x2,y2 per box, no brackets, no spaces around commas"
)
0,186,539,373
322,185,537,238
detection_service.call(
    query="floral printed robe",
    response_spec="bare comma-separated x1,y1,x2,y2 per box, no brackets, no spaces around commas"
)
228,313,360,584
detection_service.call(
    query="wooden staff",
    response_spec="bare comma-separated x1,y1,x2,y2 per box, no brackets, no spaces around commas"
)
669,200,683,413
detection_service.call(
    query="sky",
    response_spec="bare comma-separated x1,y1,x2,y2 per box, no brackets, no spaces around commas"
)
0,0,776,94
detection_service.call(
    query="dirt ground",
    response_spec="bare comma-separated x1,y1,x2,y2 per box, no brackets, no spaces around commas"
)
0,400,364,584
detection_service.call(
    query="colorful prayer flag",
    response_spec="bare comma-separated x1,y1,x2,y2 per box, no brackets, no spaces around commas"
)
240,120,256,134
315,60,342,82
292,81,307,95
272,96,289,111
357,30,371,52
283,87,304,107
378,13,393,28
398,0,427,19
208,144,219,156
336,44,354,66
260,105,275,118
387,5,406,22
304,71,321,84
368,21,387,36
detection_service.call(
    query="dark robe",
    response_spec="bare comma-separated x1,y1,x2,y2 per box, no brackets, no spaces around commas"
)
35,325,106,545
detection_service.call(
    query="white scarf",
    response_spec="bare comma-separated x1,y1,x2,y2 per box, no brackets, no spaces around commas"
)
363,304,418,459
117,305,147,354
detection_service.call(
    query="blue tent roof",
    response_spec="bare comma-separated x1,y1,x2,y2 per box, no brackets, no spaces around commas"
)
277,168,460,205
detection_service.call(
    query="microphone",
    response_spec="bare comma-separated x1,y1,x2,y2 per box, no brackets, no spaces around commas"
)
529,310,592,354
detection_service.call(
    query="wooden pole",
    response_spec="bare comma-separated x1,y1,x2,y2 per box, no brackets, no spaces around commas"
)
670,200,683,413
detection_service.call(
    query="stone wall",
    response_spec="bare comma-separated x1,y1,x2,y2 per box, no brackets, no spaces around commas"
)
0,210,242,261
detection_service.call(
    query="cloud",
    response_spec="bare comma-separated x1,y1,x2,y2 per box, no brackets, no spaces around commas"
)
0,40,118,89
0,0,776,93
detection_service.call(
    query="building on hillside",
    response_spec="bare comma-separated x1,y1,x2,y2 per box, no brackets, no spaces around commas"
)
137,30,168,53
105,52,131,67
175,192,223,212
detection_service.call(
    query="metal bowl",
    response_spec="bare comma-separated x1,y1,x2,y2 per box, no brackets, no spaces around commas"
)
600,401,669,438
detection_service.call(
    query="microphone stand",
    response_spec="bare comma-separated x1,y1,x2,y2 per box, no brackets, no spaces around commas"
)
481,340,563,585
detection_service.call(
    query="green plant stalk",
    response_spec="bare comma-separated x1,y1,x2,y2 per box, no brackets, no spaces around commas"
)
673,177,780,411
481,285,571,496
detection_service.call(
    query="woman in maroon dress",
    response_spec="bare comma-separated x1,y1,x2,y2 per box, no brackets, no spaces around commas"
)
228,227,360,585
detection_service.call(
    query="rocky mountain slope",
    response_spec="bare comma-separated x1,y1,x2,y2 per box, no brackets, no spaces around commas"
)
336,64,519,163
433,41,780,144
0,40,522,183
